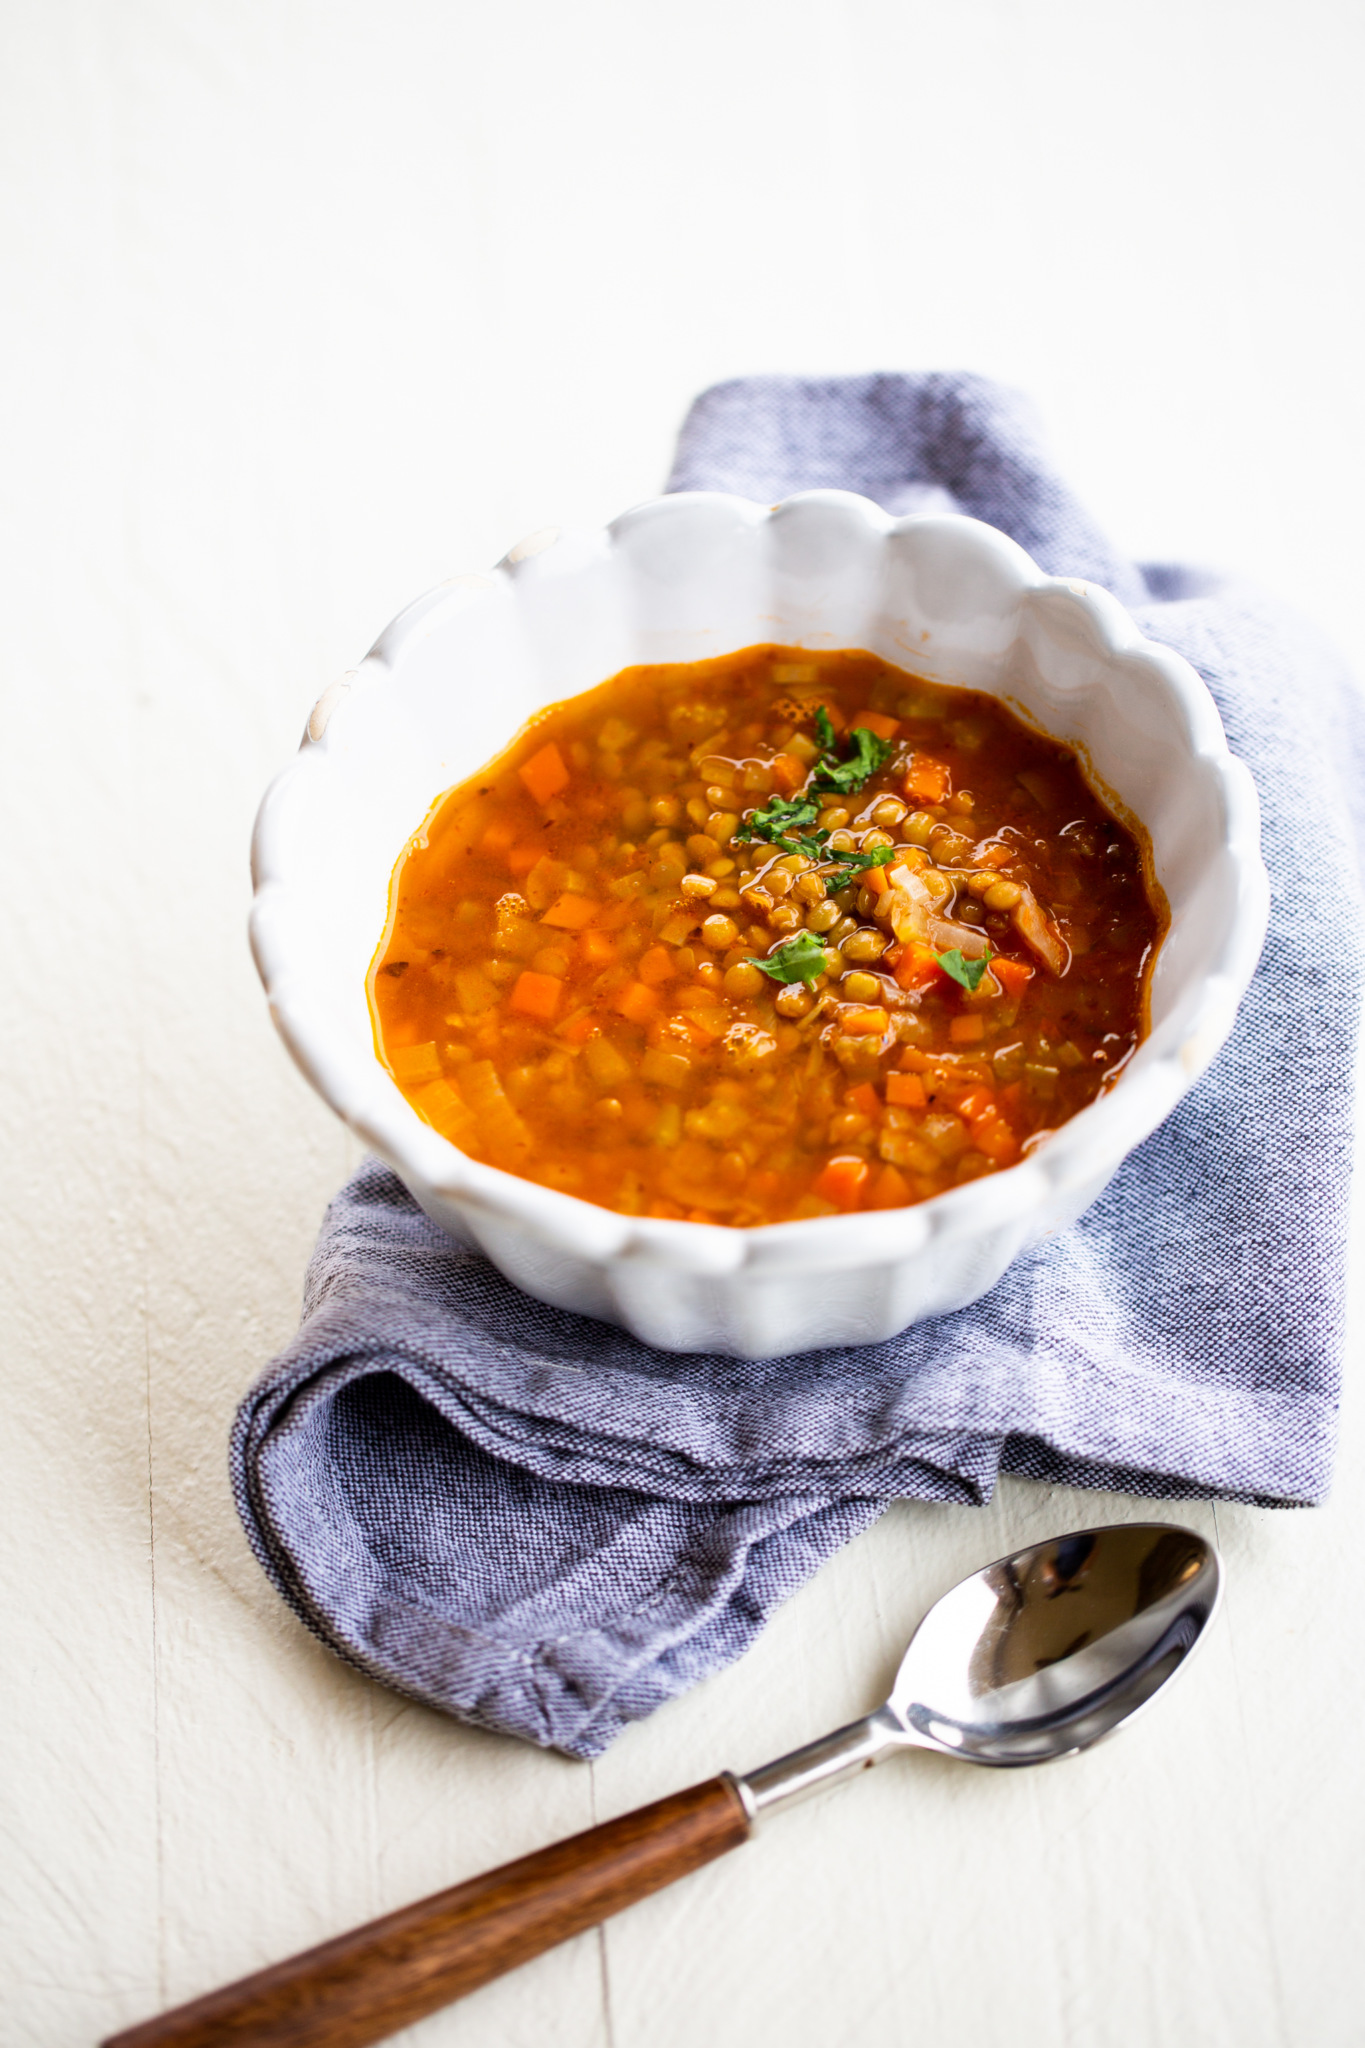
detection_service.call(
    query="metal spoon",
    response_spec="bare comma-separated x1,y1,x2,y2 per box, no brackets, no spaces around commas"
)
104,1522,1219,2048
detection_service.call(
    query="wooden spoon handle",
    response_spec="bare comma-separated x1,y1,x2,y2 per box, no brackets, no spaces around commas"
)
102,1774,751,2048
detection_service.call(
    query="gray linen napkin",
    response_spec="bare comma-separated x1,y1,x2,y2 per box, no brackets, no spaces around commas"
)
232,373,1362,1759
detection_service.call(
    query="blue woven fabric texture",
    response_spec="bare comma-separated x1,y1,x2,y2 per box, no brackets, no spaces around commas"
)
232,373,1362,1759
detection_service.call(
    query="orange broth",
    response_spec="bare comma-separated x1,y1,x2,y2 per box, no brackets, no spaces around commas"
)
369,646,1163,1225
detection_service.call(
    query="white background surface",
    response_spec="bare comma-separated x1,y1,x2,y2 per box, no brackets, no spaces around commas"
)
4,4,1364,2043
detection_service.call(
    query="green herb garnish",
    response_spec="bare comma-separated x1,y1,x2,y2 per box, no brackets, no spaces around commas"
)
827,844,896,881
746,930,829,986
734,793,832,863
937,946,992,993
734,794,828,859
810,710,894,796
736,790,899,882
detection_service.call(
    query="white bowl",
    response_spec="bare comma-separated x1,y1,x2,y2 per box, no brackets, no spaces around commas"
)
250,493,1268,1357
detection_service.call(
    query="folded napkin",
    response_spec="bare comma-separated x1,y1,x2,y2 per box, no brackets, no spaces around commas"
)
233,373,1363,1759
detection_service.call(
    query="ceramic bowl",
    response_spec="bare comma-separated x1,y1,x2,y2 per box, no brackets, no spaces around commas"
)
250,492,1268,1357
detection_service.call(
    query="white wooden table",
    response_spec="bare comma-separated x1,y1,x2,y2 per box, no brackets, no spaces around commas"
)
5,5,1364,2042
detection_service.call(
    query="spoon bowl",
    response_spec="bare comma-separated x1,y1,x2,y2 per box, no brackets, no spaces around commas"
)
740,1521,1220,1814
891,1522,1219,1766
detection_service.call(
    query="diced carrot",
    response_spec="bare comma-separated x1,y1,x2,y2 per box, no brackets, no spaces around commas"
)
892,942,945,992
845,1081,882,1121
509,970,563,1021
993,957,1034,998
969,1108,1020,1165
851,710,900,741
976,841,1015,869
840,1005,890,1037
507,842,542,877
578,929,617,967
950,1014,986,1044
613,981,662,1026
814,1153,871,1210
885,1072,926,1109
869,1164,912,1210
541,892,598,931
897,1047,933,1072
998,1081,1024,1116
955,1088,995,1122
904,752,951,804
862,862,890,897
479,818,516,857
557,1007,599,1045
769,752,807,794
519,741,570,806
636,944,676,987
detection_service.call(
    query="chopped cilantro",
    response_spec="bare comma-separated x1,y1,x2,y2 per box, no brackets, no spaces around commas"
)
811,714,894,796
937,946,992,992
734,794,826,856
827,844,896,880
736,754,900,884
737,788,898,882
747,930,828,986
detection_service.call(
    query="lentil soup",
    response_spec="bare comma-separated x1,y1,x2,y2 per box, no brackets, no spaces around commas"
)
370,647,1163,1225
